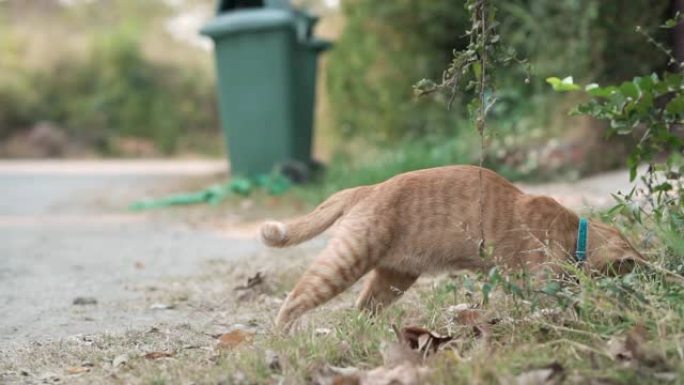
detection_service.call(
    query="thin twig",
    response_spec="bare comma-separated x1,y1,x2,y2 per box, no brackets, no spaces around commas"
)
477,0,487,258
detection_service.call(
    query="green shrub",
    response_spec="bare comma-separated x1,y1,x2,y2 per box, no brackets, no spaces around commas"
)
32,29,217,154
547,15,683,242
327,0,668,143
500,0,668,86
0,1,219,155
326,0,470,142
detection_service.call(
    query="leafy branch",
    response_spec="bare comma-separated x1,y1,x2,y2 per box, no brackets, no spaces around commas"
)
547,17,684,226
415,0,529,254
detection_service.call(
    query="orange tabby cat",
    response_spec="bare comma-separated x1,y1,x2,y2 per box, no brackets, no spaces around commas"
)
260,166,642,330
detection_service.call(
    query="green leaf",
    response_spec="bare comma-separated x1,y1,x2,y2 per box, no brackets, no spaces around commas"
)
472,62,482,82
627,153,639,181
413,78,438,96
482,282,493,304
663,13,681,28
619,81,639,99
664,19,678,28
666,95,684,115
664,72,683,91
635,91,654,114
586,85,617,98
464,275,476,292
635,75,655,92
541,281,561,296
653,182,673,192
546,76,581,92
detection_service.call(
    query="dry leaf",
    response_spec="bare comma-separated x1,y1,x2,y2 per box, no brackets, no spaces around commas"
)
607,325,669,370
508,362,564,385
315,327,332,336
65,367,90,375
112,354,128,368
456,309,483,326
265,350,281,372
234,272,264,291
606,335,631,362
217,329,255,350
381,342,423,367
311,365,361,385
149,303,175,310
396,325,452,355
624,324,668,369
142,351,174,360
72,297,97,306
39,373,61,383
447,303,470,313
361,364,430,385
472,323,491,339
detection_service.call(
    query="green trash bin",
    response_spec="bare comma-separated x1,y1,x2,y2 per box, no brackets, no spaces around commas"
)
200,0,331,180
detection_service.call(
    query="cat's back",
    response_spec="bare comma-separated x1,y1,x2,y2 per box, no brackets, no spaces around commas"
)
350,165,524,226
377,165,523,197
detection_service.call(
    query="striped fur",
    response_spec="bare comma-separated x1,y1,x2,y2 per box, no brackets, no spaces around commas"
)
261,166,643,331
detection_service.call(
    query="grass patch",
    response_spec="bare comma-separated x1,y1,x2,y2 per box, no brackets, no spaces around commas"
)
2,221,681,384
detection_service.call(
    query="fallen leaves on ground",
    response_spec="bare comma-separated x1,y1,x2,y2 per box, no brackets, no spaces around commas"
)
142,351,174,360
362,364,431,385
311,324,447,385
395,325,453,356
381,341,423,367
454,308,482,326
606,324,669,370
217,329,255,350
72,296,97,306
448,305,493,354
65,366,90,375
149,303,175,310
264,349,281,372
312,364,430,385
504,362,565,385
112,354,128,368
315,327,332,336
311,365,360,385
234,272,264,291
235,272,269,301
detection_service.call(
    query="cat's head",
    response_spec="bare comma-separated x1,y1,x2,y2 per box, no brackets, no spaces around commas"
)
586,221,644,275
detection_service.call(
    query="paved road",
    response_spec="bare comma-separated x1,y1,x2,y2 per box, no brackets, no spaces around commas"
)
0,161,639,346
0,160,266,345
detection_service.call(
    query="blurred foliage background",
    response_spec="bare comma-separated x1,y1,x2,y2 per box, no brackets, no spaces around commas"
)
328,0,667,141
325,0,670,182
0,0,219,157
0,0,676,184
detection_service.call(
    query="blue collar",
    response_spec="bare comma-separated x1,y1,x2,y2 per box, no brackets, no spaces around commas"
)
575,217,588,263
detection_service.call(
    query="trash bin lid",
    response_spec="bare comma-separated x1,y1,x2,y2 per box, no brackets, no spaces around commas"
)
215,0,289,13
200,9,296,38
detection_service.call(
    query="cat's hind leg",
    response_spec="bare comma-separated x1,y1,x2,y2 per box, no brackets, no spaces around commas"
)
275,235,380,331
355,267,418,313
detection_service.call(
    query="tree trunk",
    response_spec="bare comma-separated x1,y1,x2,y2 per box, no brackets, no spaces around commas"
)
674,0,684,63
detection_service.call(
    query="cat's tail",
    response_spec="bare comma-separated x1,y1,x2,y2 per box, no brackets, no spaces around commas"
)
259,186,370,248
